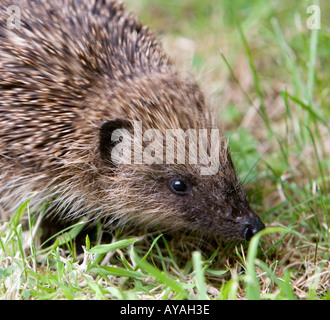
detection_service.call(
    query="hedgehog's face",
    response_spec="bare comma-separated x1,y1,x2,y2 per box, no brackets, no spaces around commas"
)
160,167,265,240
99,118,264,240
131,155,265,240
122,164,265,241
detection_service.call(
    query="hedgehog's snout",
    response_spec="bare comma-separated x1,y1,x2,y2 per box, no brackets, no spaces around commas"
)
242,215,265,241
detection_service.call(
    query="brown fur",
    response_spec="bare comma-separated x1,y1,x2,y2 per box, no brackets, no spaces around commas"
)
0,0,264,239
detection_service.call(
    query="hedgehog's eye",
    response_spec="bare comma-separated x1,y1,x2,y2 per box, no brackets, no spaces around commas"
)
170,179,189,195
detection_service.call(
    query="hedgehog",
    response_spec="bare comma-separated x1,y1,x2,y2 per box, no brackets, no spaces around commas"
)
0,0,265,240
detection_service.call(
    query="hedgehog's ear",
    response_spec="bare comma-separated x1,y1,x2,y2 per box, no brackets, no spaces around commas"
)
99,118,133,164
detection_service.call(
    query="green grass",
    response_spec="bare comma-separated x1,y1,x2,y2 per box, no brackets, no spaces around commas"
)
0,0,329,299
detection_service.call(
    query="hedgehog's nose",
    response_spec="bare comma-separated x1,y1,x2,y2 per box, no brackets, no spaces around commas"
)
242,216,265,241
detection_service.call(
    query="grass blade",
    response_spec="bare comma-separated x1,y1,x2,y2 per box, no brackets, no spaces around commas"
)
89,238,139,254
192,251,208,300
